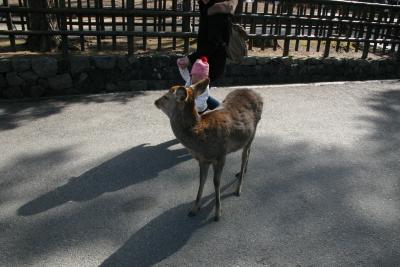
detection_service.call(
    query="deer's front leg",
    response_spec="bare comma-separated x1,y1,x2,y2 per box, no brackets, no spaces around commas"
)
188,161,210,217
213,157,226,221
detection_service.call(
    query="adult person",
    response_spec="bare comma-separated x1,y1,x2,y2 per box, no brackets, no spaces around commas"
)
177,0,238,110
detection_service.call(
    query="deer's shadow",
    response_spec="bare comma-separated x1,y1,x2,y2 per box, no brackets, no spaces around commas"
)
18,139,191,216
100,181,238,267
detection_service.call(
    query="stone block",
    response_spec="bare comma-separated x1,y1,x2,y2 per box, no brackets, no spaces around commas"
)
116,81,131,91
2,86,24,99
242,56,257,66
281,56,293,66
242,65,257,76
0,74,7,87
30,85,45,98
38,78,49,89
105,83,118,92
11,58,31,72
70,56,91,74
92,56,117,70
129,80,148,91
78,72,89,84
48,73,73,90
19,71,39,85
256,57,272,65
128,56,138,65
306,57,321,65
154,55,171,68
117,56,131,71
0,59,12,73
164,69,180,80
58,58,70,73
32,57,58,78
6,72,24,86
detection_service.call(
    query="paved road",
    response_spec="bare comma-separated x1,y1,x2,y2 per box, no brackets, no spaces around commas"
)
1,80,400,267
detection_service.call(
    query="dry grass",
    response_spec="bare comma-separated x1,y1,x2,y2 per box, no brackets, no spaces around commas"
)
248,39,391,59
1,36,392,60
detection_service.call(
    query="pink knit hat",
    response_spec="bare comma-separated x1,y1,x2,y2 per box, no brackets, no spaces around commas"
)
191,56,209,78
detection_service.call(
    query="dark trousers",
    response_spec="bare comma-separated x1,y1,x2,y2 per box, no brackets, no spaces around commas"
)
207,96,220,110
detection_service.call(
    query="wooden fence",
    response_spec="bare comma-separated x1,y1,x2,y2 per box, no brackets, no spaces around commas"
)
0,0,400,58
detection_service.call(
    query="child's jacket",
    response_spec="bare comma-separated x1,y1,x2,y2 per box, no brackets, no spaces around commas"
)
179,67,210,113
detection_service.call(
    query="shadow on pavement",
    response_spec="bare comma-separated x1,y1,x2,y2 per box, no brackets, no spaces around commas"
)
18,139,191,216
0,92,143,131
100,181,238,267
0,146,75,205
361,89,400,158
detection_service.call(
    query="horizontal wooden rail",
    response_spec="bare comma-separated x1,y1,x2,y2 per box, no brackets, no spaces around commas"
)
249,34,400,44
0,29,197,38
0,6,197,17
288,0,400,9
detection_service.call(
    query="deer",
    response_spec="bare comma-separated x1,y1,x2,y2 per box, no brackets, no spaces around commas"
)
154,78,263,221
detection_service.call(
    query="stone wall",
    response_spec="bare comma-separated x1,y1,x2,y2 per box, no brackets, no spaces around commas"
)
1,55,399,99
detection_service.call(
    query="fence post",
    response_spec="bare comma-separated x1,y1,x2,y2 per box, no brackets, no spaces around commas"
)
248,0,257,50
172,0,177,50
3,0,16,52
23,0,30,30
323,5,336,58
388,11,396,54
182,0,191,53
397,44,400,61
59,0,69,56
94,0,102,50
111,0,117,50
143,0,147,50
157,0,163,50
127,0,134,55
272,1,279,51
87,0,92,31
17,0,25,30
78,0,85,51
306,4,315,52
394,12,400,59
362,7,374,59
282,1,293,57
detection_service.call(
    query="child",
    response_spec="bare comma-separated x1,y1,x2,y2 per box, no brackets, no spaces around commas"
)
177,56,211,114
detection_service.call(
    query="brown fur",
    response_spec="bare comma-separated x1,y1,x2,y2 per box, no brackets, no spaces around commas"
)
155,78,263,221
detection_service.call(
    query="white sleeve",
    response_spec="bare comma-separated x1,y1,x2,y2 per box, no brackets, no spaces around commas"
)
178,67,191,87
195,85,210,112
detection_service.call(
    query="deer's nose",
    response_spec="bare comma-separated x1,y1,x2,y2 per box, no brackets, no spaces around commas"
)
154,99,160,108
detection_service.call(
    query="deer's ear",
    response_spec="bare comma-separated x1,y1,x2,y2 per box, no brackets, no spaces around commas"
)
175,86,188,102
192,78,209,97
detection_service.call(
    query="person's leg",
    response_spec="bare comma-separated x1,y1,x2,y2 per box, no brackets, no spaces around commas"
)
207,47,227,110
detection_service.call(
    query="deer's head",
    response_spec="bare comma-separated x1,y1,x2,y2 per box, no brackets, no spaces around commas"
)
154,78,209,119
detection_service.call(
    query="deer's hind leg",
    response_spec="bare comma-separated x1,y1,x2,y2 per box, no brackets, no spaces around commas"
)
213,156,226,221
235,134,255,196
188,160,210,217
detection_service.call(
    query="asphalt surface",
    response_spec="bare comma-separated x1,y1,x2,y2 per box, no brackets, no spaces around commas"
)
1,80,400,267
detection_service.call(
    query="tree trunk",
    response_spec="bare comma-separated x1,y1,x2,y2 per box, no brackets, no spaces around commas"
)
26,0,60,52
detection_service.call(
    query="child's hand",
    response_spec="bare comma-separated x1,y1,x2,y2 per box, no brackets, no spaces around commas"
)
177,56,190,69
